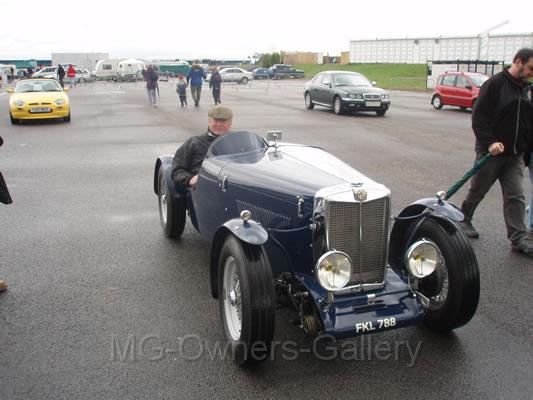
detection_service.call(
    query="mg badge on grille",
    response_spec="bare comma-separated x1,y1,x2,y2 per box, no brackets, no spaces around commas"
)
353,188,368,202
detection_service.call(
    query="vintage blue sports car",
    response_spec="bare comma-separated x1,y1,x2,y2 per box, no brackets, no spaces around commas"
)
153,131,479,365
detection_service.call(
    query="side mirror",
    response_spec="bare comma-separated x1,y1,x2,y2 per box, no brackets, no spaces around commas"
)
465,85,472,90
371,81,377,86
63,87,70,92
267,130,282,150
6,88,13,94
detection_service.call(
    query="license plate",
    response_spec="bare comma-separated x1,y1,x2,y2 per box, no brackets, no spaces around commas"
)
365,101,381,107
30,107,51,113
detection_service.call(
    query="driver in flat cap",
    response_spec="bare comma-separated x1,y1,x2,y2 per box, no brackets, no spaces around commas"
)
172,105,233,187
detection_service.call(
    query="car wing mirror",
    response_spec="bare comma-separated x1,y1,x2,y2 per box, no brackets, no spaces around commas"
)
371,81,377,86
6,88,13,94
465,85,472,90
266,130,282,150
63,87,70,92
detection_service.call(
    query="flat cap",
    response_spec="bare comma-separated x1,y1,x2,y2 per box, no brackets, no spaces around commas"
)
208,105,233,121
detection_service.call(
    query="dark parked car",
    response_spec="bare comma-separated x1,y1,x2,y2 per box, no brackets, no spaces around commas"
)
304,71,391,116
269,64,305,79
252,67,271,80
154,131,480,365
431,71,489,111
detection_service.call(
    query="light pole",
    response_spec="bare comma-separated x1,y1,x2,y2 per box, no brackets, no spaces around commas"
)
478,20,509,60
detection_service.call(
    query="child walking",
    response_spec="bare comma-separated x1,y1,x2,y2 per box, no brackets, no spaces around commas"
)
176,75,187,106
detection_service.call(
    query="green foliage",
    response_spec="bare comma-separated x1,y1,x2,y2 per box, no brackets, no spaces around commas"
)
294,63,428,91
259,52,282,68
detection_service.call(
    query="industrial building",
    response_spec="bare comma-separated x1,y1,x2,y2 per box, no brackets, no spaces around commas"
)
52,53,109,72
349,33,533,64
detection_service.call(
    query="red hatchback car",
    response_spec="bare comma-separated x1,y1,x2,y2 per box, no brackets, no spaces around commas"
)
431,71,489,110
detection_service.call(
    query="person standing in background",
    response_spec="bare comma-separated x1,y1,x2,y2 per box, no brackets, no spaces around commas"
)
67,64,76,87
144,64,159,107
176,74,188,107
209,67,222,105
57,64,66,87
187,61,206,107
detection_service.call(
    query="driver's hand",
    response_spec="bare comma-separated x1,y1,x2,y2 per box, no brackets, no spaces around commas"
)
488,142,504,156
188,175,198,186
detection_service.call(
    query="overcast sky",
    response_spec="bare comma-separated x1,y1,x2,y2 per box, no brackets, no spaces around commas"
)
0,0,531,60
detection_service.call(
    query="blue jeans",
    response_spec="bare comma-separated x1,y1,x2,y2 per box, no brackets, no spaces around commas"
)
529,153,533,230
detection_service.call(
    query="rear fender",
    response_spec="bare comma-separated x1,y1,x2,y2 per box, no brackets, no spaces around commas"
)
389,198,463,278
153,155,187,199
209,219,269,298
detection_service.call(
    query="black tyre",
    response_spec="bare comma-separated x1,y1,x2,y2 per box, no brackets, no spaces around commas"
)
9,113,18,125
241,77,249,85
333,96,343,115
376,110,387,117
460,106,467,112
64,112,71,122
431,95,443,110
218,235,275,365
157,167,186,238
304,92,314,110
409,218,479,332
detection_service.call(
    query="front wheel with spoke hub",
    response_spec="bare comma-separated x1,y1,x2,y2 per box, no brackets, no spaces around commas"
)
408,217,480,332
218,235,275,365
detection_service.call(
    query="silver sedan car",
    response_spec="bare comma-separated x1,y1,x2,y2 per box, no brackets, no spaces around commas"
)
218,67,253,84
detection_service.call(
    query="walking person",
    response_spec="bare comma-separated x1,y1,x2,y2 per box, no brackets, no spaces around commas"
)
459,48,533,257
67,64,76,87
176,74,188,107
144,64,159,107
187,61,206,107
0,136,13,293
57,64,66,88
209,67,222,105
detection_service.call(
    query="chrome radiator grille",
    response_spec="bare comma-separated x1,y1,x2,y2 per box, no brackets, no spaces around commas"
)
326,197,390,285
363,93,381,100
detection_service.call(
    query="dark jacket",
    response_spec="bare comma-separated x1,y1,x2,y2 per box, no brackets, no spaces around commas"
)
57,65,65,79
144,67,159,90
0,136,12,205
472,69,532,156
210,71,222,90
171,132,216,186
187,65,206,87
525,84,533,166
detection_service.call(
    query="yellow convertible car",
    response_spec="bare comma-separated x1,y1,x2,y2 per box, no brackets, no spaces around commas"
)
7,78,70,124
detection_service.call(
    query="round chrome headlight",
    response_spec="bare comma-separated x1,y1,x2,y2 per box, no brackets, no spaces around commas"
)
55,99,65,105
315,251,352,291
14,100,25,107
405,239,440,278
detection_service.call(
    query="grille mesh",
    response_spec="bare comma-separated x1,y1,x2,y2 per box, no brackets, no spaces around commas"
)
326,197,390,285
363,93,381,100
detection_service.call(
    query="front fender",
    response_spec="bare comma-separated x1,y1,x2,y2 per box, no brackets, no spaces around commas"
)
388,198,463,278
153,155,187,199
209,219,269,298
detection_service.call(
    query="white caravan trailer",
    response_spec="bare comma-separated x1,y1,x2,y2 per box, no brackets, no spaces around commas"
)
117,58,146,81
93,59,123,79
